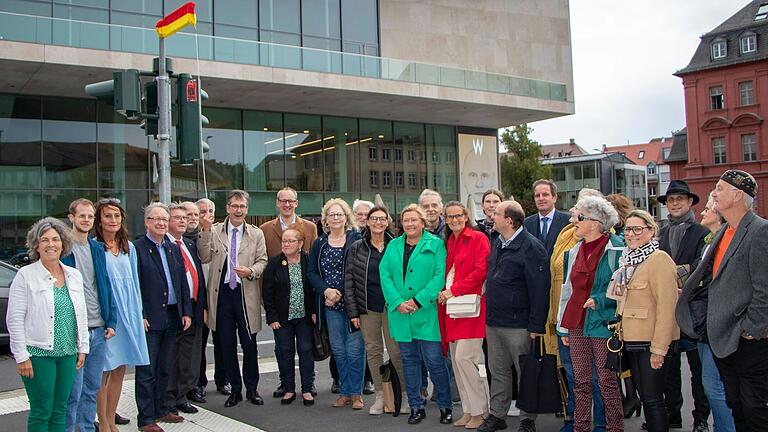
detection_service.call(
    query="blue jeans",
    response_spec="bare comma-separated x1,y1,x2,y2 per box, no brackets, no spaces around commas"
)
324,308,366,396
65,327,106,432
400,339,452,410
698,342,735,432
558,337,606,432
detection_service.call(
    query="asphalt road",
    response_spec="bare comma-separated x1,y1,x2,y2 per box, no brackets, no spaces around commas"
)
0,315,706,432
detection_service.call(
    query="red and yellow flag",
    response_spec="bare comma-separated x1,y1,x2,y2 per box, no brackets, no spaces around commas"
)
155,2,196,39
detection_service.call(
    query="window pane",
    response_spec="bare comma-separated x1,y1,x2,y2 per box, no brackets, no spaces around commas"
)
0,190,42,260
214,0,258,35
427,124,457,199
740,81,754,106
0,94,42,189
742,133,757,162
323,116,359,193
341,0,378,46
165,0,211,22
112,0,162,15
0,0,53,16
284,113,322,192
42,97,96,189
259,0,299,33
202,107,243,190
244,111,283,191
395,122,425,197
302,0,340,38
96,101,149,189
360,119,393,206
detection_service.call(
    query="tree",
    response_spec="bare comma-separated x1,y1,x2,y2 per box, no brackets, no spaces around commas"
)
499,124,551,215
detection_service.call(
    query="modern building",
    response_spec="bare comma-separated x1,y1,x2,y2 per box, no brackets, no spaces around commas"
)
671,0,768,216
605,136,674,221
541,152,648,211
0,0,573,258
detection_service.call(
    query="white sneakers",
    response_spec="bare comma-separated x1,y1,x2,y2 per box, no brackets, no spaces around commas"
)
507,400,521,417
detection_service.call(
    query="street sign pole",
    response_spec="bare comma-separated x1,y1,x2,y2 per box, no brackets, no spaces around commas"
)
157,37,172,203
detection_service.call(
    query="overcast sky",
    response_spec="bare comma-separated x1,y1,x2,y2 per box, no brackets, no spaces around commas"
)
528,0,747,151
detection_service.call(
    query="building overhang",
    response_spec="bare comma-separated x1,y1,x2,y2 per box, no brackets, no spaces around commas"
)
0,40,574,129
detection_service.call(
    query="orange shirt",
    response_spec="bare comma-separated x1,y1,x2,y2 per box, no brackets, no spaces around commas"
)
713,227,736,278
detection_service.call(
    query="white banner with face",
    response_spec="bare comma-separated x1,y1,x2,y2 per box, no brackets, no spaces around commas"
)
458,133,499,219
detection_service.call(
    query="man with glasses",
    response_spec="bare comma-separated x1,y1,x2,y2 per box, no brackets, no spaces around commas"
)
191,198,230,401
134,202,192,432
259,187,318,398
198,190,268,407
658,180,711,432
165,203,208,416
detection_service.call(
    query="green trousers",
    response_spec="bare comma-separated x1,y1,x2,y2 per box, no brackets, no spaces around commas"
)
22,355,77,432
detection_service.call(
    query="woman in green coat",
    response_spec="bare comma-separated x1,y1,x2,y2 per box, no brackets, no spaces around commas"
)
380,204,453,425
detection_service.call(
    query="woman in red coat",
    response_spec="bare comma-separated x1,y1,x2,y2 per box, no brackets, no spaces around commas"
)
438,201,491,429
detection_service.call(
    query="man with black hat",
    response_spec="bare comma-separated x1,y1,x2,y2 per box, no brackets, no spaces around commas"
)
657,179,711,432
676,169,768,430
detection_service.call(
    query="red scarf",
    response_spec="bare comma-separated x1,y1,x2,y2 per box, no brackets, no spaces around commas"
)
561,234,610,330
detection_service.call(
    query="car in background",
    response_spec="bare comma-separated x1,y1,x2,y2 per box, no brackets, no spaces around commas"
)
0,261,17,346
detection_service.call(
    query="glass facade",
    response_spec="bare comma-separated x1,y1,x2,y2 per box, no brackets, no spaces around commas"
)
0,93,458,260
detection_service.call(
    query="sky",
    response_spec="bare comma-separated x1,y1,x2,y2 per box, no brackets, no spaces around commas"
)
528,0,748,151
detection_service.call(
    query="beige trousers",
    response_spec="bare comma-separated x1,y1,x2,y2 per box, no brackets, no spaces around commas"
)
450,338,488,416
359,311,404,391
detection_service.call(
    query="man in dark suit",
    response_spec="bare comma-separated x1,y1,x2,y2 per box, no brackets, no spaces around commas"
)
657,180,710,431
134,202,192,432
165,203,208,415
523,179,570,257
677,170,768,431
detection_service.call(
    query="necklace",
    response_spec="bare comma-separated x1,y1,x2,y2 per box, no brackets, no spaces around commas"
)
104,240,120,256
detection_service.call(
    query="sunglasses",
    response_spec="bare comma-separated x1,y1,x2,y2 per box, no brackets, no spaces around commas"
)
576,214,600,223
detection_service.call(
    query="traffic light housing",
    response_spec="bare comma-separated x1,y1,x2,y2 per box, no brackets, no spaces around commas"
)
141,80,158,136
84,69,142,119
176,73,209,165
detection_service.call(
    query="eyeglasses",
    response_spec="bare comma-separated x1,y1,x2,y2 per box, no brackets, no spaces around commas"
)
576,214,600,223
624,226,651,235
146,216,169,223
327,212,345,219
368,216,388,223
278,199,297,205
171,215,188,221
445,213,465,221
199,208,214,214
228,204,247,210
281,239,300,244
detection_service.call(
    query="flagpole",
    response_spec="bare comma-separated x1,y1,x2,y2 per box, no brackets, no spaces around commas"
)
157,37,171,203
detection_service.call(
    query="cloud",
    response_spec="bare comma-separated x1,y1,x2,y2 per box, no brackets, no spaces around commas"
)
527,0,746,149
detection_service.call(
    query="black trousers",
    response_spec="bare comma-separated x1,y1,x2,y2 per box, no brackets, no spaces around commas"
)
135,307,178,427
714,338,768,432
217,283,259,395
664,346,710,424
274,317,315,394
628,349,668,432
198,325,228,388
167,318,203,406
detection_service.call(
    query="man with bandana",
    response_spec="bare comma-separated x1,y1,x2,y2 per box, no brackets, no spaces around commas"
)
657,179,710,432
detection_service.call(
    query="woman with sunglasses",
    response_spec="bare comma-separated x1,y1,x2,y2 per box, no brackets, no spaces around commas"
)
613,210,679,432
557,195,625,432
94,199,149,432
437,202,490,429
308,199,363,408
344,206,408,415
263,227,316,406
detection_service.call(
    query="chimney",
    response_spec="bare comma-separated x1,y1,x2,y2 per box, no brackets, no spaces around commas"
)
569,138,575,145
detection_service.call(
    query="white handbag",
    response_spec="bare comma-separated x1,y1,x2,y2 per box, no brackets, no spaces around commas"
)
445,265,482,318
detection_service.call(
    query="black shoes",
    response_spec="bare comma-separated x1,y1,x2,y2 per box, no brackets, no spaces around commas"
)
281,393,297,405
246,390,264,405
331,379,340,394
439,408,453,424
363,380,375,395
187,388,206,404
115,413,130,425
217,382,232,396
176,402,198,414
302,395,315,406
273,383,287,398
310,384,318,397
224,393,242,407
518,418,536,432
408,408,427,424
478,414,508,432
693,420,710,432
623,397,641,418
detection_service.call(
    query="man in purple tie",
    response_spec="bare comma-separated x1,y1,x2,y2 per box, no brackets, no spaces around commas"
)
197,190,268,407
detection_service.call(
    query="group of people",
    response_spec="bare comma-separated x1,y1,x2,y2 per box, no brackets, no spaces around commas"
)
5,168,767,432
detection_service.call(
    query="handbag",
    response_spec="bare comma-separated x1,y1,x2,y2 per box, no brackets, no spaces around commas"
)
444,265,482,318
312,322,331,361
605,318,624,372
380,360,402,416
516,337,562,414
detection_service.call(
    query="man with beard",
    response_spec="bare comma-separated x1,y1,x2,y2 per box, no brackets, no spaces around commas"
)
657,180,710,432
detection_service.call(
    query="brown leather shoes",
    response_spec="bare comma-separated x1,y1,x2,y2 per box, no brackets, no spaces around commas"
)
139,423,164,432
351,395,364,410
157,413,184,423
332,396,351,407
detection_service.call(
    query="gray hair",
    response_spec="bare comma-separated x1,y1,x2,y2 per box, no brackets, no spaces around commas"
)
168,202,187,213
181,201,198,212
144,202,170,219
352,199,375,213
575,195,619,234
419,188,443,208
27,217,73,261
578,188,603,200
744,193,755,210
195,198,215,211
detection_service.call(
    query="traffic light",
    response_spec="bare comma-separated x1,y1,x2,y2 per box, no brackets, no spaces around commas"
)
84,69,142,119
141,80,158,136
176,73,209,165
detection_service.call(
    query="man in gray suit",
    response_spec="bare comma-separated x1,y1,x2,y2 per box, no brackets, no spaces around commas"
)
676,169,768,431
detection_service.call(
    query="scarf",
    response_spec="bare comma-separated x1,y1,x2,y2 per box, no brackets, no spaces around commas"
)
561,234,610,330
668,210,695,259
611,239,659,298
